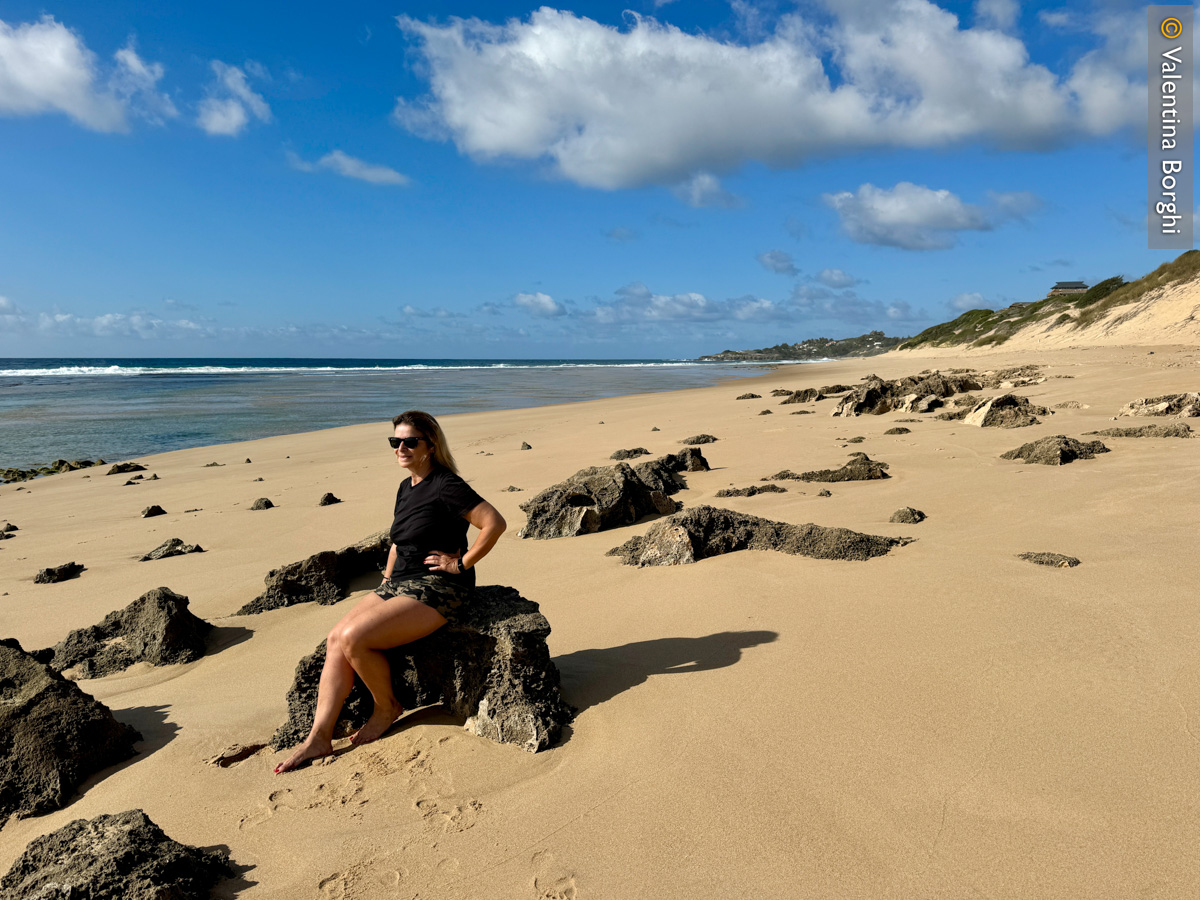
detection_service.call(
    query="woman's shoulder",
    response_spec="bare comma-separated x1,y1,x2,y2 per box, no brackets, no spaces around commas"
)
431,465,469,486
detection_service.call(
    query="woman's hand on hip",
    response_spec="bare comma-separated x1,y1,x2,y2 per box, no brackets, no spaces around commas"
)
425,551,461,574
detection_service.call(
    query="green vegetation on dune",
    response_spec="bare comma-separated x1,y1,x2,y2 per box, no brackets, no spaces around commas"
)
899,250,1200,351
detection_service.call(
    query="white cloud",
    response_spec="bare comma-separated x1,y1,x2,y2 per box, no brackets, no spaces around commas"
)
673,172,742,209
789,284,925,325
823,182,1039,250
111,43,177,124
974,0,1019,31
289,149,410,185
588,283,780,324
950,291,988,311
197,61,270,136
1037,9,1075,30
514,291,565,317
401,304,462,318
816,268,861,288
757,250,798,276
0,17,174,132
394,2,1143,191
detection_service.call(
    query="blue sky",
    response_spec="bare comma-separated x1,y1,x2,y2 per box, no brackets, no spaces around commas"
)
0,0,1181,358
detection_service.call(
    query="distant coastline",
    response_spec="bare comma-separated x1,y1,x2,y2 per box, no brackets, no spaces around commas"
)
699,330,906,361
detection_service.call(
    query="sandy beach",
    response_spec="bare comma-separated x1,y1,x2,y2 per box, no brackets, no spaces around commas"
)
3,344,1199,899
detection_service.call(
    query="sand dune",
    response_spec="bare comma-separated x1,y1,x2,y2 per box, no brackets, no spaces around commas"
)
2,345,1200,898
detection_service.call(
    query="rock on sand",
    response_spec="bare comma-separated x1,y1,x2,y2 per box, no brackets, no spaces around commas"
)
0,639,140,821
0,809,231,900
606,505,912,566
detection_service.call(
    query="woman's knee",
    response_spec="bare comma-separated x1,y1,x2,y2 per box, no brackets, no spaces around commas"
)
326,625,353,656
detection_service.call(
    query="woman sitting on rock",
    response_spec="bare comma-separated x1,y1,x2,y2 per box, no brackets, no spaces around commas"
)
276,410,506,773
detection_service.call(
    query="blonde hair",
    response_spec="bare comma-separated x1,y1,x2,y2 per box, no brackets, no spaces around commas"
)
391,410,460,476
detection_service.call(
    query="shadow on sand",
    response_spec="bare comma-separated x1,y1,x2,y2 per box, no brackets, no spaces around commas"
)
209,852,258,898
553,630,778,713
205,625,254,656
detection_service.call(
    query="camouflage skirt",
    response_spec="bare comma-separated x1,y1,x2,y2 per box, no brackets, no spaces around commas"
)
374,574,472,624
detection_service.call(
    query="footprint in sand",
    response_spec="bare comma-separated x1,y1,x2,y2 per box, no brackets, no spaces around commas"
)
533,875,578,900
414,797,483,833
531,851,579,900
319,863,407,899
317,872,349,900
237,788,297,830
307,771,368,810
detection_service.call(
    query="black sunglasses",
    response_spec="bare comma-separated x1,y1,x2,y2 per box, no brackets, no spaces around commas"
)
388,436,428,449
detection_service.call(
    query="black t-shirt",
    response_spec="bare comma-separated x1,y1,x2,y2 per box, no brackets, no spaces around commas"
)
389,466,484,586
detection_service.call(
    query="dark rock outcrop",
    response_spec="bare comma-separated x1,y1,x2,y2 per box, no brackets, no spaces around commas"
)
762,470,803,481
606,505,912,567
272,585,572,753
781,388,824,404
979,365,1043,388
884,427,911,435
631,447,709,491
517,449,710,540
610,448,650,461
736,392,761,400
889,507,926,524
680,434,718,445
817,489,832,497
235,531,391,614
820,384,853,394
758,409,772,415
770,389,793,397
2,460,102,484
714,484,787,498
1054,400,1085,410
140,505,167,518
317,492,341,506
1,522,16,532
34,562,85,584
1019,552,1081,568
106,462,146,476
0,809,231,900
249,497,274,510
794,452,890,483
963,394,1050,428
46,587,212,678
203,462,224,468
140,538,204,561
831,372,981,417
520,442,532,450
503,485,523,492
1000,436,1109,466
1085,423,1193,438
935,408,971,421
0,639,140,821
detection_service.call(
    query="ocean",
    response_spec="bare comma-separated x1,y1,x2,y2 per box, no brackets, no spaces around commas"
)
0,358,787,470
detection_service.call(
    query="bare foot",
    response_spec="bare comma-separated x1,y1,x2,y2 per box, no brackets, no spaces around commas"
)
274,734,334,774
350,700,404,746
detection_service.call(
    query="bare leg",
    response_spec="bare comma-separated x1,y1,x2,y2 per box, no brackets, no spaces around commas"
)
275,592,446,772
341,594,447,745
